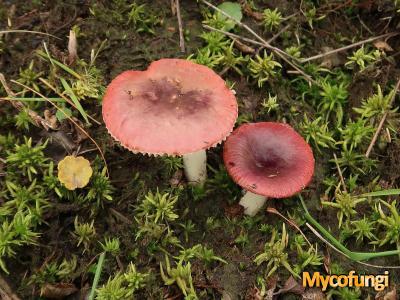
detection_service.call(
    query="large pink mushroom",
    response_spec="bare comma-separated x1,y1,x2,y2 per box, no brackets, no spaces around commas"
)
102,59,238,185
223,122,315,216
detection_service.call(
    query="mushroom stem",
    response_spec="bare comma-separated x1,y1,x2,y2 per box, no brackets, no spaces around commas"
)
239,191,267,216
182,150,207,185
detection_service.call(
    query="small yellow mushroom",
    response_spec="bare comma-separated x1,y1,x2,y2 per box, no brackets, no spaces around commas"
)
58,156,93,190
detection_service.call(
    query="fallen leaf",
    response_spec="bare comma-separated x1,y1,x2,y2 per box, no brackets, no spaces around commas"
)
40,283,78,299
242,2,264,21
275,276,305,295
373,40,393,52
58,155,93,190
44,109,59,130
234,39,255,54
320,46,343,69
217,2,243,31
323,250,331,273
169,169,183,187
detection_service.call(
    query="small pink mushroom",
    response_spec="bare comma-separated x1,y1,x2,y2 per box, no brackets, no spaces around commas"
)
223,122,315,216
102,59,238,185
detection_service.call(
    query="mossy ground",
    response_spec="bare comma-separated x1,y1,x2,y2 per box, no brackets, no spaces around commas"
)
1,0,400,299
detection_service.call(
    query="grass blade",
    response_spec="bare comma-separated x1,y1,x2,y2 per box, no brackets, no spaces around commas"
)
60,78,89,124
88,252,106,300
360,189,400,197
36,50,82,80
1,97,64,102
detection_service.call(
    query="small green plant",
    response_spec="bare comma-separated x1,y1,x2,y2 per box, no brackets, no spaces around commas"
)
4,180,48,222
262,8,283,31
72,217,96,252
195,245,227,266
322,191,366,228
292,235,323,274
350,216,376,242
220,41,247,75
162,156,183,176
160,255,197,298
334,147,376,175
43,161,64,198
14,109,33,131
337,119,374,151
86,167,114,207
318,81,348,125
374,200,400,252
327,287,361,300
187,48,223,69
299,115,336,153
261,93,279,114
254,224,298,278
345,46,381,70
72,66,105,101
29,256,77,286
136,189,179,224
16,60,43,95
6,137,48,181
199,31,229,53
179,220,196,243
285,46,302,59
0,220,21,273
100,237,120,256
234,231,249,248
303,5,325,29
127,2,161,34
124,263,149,295
248,51,282,87
354,85,397,123
96,273,128,300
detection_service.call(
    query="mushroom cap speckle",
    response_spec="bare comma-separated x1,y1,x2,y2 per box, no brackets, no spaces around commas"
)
223,122,315,198
102,59,238,156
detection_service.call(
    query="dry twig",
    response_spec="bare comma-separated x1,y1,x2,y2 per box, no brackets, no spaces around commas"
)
301,32,399,63
333,153,347,193
365,78,400,158
175,0,185,53
267,207,313,248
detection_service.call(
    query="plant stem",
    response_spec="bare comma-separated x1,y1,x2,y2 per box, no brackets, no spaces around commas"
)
299,195,400,261
88,252,106,300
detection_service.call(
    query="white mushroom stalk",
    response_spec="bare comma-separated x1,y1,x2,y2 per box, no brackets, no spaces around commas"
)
183,150,207,185
239,191,267,216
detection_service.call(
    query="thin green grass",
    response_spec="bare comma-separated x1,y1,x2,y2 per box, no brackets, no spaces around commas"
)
299,195,400,261
88,252,106,300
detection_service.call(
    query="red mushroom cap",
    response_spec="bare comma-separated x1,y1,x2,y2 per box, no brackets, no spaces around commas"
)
102,59,238,156
223,122,315,198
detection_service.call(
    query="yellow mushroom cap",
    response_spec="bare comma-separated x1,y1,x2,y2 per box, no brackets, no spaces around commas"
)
58,156,93,190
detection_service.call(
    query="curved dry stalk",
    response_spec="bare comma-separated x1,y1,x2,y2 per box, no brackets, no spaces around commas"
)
10,80,109,178
266,207,313,248
0,29,61,40
301,32,399,63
